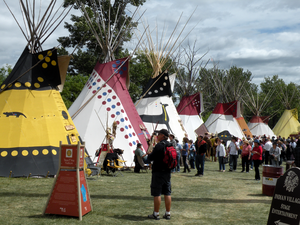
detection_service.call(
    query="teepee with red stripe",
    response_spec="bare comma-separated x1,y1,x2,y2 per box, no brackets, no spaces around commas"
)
177,93,204,141
68,2,149,163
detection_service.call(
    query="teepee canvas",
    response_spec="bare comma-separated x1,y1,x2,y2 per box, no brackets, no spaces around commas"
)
0,2,79,177
273,109,300,138
68,1,149,163
248,116,275,138
177,93,204,141
205,101,245,140
69,58,149,163
136,72,187,142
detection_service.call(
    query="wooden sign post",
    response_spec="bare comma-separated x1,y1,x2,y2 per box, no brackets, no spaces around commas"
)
43,142,92,220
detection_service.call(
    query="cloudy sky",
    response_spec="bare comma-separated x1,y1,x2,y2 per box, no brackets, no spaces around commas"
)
0,0,300,86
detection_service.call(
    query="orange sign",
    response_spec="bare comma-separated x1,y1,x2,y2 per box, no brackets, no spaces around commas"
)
43,142,92,220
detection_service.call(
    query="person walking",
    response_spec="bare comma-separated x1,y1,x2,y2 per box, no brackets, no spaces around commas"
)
263,138,272,165
181,137,190,173
228,137,239,171
241,140,252,173
252,139,263,181
215,138,226,172
195,135,207,176
188,140,196,169
147,129,173,220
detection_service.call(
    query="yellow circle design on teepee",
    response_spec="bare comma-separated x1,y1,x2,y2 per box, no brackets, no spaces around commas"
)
11,150,18,157
15,82,21,88
52,149,57,155
38,54,44,60
42,63,48,68
1,151,8,157
32,150,39,156
42,149,49,155
34,83,40,88
47,51,52,56
51,60,57,66
1,84,5,89
38,77,44,82
22,150,29,156
45,57,50,62
25,82,31,87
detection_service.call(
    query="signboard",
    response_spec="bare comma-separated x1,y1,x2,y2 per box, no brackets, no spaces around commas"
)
267,167,300,225
43,142,92,220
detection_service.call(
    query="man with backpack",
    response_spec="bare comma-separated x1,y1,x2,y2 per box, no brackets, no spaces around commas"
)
147,129,173,220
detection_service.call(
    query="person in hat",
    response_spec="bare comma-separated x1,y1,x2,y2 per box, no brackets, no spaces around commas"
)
270,142,280,166
134,143,149,173
147,129,172,220
252,139,263,180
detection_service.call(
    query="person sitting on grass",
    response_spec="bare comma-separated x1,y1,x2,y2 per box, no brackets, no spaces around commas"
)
147,129,172,220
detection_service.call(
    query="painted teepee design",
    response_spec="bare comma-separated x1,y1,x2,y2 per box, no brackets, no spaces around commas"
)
0,1,79,177
68,1,149,163
177,93,204,141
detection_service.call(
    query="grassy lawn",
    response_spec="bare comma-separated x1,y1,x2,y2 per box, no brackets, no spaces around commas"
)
0,160,278,224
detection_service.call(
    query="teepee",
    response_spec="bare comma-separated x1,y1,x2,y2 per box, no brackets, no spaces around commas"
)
68,1,149,164
0,1,79,177
134,12,197,142
203,65,248,139
272,83,300,138
243,89,275,138
177,93,204,141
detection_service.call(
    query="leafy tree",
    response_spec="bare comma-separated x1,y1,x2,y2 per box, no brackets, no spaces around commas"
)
260,75,300,128
0,64,12,84
61,74,89,109
59,0,146,76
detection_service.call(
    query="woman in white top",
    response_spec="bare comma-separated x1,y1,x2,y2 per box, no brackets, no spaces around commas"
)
215,138,226,172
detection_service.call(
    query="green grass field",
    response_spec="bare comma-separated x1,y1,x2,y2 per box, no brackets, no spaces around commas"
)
0,160,279,224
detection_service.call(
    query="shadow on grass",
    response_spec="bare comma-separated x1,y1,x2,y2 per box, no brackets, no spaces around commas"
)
91,194,271,204
109,215,149,221
26,214,80,220
0,192,48,197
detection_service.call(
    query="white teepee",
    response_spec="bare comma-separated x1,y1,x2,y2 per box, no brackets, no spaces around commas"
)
69,1,149,164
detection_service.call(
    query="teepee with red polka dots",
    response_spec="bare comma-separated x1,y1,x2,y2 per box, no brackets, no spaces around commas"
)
69,58,150,163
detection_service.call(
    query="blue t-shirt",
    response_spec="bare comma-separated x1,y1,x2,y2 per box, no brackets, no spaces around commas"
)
182,143,188,156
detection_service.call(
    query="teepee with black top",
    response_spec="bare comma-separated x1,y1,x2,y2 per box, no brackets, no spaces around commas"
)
0,1,80,177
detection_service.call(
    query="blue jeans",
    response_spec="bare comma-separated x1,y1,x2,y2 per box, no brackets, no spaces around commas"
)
196,154,205,175
218,156,225,170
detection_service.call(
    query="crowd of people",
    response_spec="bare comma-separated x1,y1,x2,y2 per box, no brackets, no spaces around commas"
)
133,129,300,220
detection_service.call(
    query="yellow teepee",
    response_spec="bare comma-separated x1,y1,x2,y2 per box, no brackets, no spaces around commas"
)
273,109,300,138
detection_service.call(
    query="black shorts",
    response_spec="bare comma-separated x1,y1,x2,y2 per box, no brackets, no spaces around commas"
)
150,172,171,196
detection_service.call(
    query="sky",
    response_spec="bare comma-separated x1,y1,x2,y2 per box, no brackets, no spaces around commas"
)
0,0,300,86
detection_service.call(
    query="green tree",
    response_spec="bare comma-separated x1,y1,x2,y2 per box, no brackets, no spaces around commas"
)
0,64,12,84
58,0,146,76
61,74,89,109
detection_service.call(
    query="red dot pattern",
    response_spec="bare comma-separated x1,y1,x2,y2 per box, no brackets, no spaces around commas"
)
87,69,142,148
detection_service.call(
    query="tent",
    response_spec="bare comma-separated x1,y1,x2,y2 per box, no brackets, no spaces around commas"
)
177,93,204,141
69,58,149,163
68,2,149,163
236,116,252,138
136,72,187,142
247,116,275,138
205,101,245,140
0,2,79,177
272,109,300,138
